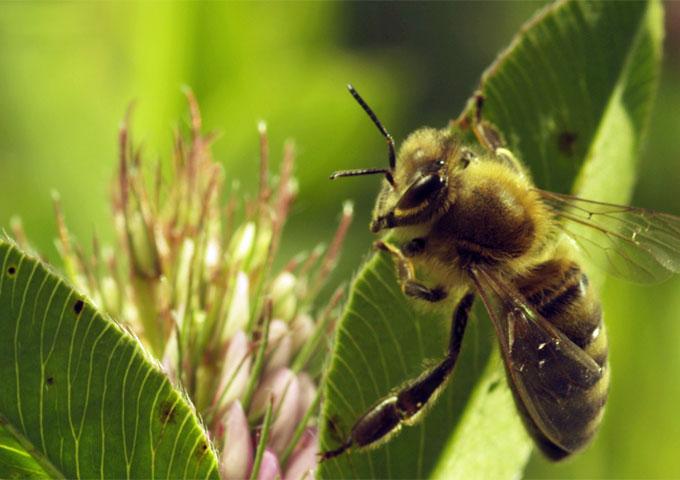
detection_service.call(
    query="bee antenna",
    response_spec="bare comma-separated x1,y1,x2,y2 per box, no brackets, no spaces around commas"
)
347,84,396,170
330,168,395,187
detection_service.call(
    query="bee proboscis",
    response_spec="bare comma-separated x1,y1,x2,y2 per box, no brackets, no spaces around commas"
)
322,85,680,461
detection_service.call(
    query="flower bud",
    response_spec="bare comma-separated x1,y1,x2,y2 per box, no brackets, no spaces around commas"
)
297,372,317,417
204,238,221,271
223,271,250,341
154,223,170,262
247,223,273,271
290,313,314,353
220,401,253,480
249,369,301,454
229,222,256,264
284,428,318,480
216,330,252,409
271,272,297,321
264,320,292,375
257,449,281,480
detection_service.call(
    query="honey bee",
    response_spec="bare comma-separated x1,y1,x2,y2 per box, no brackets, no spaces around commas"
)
322,85,680,461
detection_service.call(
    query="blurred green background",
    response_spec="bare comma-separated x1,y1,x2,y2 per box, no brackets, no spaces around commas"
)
1,2,679,478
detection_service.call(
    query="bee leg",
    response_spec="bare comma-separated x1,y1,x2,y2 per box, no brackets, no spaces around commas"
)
469,93,504,152
467,93,527,174
320,292,475,460
374,240,446,302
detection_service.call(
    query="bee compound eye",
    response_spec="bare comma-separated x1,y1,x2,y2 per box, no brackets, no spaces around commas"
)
396,174,446,210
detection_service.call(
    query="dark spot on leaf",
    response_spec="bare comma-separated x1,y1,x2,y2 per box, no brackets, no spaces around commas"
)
7,266,16,275
195,443,209,459
557,131,578,156
487,379,500,393
46,376,54,387
159,401,176,424
73,300,84,314
194,443,208,461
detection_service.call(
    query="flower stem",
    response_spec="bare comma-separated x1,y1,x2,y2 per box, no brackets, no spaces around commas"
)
249,397,274,480
242,299,273,410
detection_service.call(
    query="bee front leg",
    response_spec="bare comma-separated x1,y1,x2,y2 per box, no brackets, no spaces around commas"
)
374,240,446,302
321,293,475,461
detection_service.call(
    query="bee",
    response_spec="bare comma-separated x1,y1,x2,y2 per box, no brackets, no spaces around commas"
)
322,85,680,461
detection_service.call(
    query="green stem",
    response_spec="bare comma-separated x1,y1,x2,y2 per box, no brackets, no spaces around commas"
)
249,398,274,480
241,302,272,410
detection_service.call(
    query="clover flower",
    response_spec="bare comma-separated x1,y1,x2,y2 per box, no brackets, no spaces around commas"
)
38,91,351,479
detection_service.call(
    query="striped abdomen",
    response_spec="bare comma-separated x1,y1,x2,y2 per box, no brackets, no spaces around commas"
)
510,257,609,460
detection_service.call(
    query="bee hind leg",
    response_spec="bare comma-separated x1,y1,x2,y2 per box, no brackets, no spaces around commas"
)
374,240,446,302
320,293,475,460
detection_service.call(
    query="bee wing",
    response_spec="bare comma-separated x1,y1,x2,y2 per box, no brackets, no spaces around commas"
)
539,189,680,283
469,266,604,453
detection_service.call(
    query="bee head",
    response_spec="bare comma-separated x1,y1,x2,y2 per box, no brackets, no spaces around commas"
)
331,85,468,233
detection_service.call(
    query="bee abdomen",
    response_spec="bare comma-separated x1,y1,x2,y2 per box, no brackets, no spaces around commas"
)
519,260,606,358
514,259,609,459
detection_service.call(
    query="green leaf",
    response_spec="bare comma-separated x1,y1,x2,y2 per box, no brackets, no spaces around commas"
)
0,239,219,479
0,423,50,478
319,1,662,478
480,0,662,200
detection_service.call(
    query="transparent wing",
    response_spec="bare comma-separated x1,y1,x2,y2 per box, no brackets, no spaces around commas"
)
469,266,604,454
538,189,680,283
